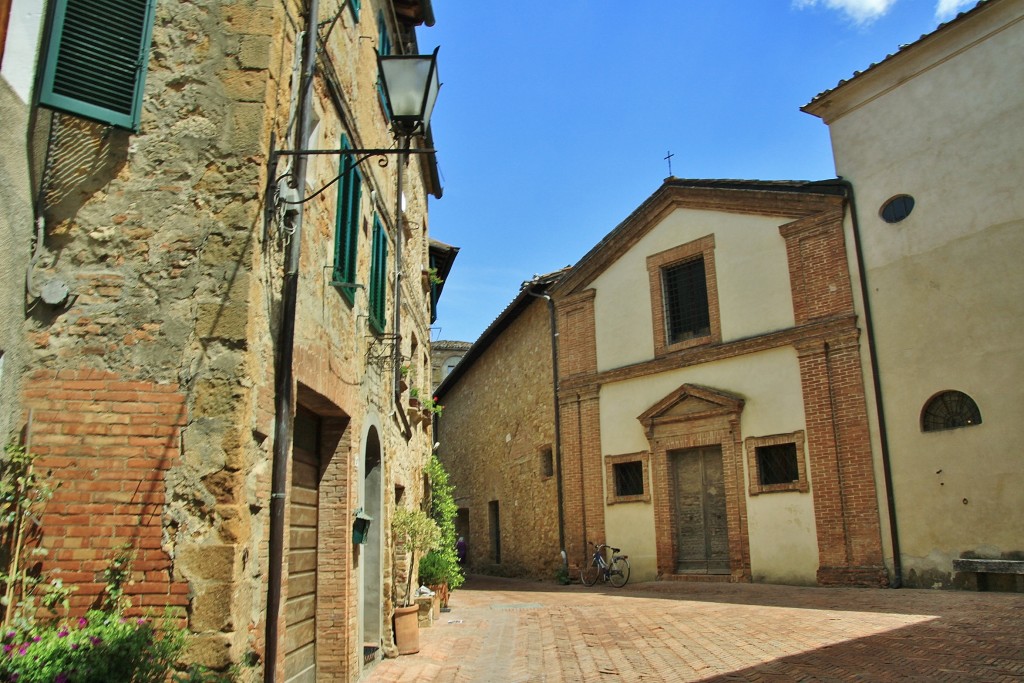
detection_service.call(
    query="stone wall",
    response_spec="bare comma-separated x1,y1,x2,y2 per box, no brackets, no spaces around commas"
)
436,298,561,579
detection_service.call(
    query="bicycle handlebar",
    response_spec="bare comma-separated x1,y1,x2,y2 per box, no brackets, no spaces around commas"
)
588,542,622,554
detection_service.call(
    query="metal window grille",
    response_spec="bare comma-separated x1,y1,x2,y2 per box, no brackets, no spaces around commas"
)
756,443,799,486
921,391,982,432
663,257,710,344
614,461,644,497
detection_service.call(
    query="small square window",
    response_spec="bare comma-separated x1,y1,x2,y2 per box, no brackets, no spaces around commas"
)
604,452,651,504
614,461,644,496
756,443,799,485
745,431,808,495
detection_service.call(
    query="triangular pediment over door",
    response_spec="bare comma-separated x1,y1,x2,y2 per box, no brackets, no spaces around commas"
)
637,384,745,440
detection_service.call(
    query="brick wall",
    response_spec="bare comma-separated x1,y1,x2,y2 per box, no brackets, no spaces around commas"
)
554,291,604,568
25,368,189,614
782,213,887,587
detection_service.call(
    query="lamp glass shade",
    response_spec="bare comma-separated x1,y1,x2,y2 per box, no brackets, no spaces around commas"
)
378,47,440,134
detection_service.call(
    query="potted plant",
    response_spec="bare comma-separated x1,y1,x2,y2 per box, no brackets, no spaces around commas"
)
420,395,444,418
408,387,421,409
417,455,464,610
391,506,441,655
398,364,410,393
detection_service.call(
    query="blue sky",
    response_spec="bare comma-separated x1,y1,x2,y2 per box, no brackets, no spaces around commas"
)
420,0,974,343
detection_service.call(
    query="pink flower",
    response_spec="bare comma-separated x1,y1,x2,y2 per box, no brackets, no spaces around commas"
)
89,635,101,646
3,644,12,653
77,617,88,628
58,627,69,638
16,643,28,655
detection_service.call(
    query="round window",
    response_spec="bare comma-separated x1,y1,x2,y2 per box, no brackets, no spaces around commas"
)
880,194,915,223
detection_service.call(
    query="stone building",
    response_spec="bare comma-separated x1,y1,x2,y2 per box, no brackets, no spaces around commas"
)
434,271,567,579
439,181,889,587
0,0,452,679
429,339,470,390
802,0,1024,589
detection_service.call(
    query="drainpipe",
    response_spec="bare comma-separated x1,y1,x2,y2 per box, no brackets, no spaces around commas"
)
392,135,412,440
814,177,902,588
266,1,319,680
525,288,566,559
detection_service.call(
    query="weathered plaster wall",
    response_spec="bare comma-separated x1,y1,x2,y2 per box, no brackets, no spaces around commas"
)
811,0,1024,587
0,77,33,443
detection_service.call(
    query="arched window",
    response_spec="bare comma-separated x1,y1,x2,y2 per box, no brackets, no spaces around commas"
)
921,391,982,432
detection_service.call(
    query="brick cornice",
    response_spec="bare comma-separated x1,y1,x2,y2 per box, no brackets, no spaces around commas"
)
559,315,860,392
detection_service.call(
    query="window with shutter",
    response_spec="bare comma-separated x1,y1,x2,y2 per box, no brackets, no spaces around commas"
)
333,135,362,303
368,215,388,333
38,0,156,131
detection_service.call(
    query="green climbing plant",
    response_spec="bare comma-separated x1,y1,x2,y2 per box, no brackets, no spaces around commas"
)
418,455,463,592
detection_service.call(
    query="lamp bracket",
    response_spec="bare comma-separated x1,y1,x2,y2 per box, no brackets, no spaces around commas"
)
267,147,436,210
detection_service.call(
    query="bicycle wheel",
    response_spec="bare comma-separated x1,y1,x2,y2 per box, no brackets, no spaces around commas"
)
580,557,601,586
608,556,630,587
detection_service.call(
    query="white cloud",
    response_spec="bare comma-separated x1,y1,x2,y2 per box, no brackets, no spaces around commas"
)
794,0,899,24
935,0,975,20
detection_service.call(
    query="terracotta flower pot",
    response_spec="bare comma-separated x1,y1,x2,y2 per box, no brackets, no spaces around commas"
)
393,604,420,655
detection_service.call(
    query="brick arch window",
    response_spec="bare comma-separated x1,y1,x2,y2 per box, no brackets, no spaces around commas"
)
921,390,982,432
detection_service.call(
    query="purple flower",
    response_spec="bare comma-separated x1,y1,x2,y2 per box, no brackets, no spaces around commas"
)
70,643,79,651
16,644,27,655
58,628,69,638
30,636,40,643
4,631,13,640
3,644,11,653
89,635,101,646
55,676,69,683
77,617,88,628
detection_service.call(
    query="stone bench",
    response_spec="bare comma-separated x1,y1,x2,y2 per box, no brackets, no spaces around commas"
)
952,558,1024,592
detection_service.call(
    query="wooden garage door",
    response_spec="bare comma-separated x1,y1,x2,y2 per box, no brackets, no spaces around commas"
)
285,410,320,683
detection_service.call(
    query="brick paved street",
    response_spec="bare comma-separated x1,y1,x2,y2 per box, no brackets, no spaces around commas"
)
365,574,1024,682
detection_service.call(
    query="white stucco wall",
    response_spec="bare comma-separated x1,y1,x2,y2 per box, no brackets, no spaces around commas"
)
1,0,44,103
809,0,1024,584
591,208,795,372
599,343,819,584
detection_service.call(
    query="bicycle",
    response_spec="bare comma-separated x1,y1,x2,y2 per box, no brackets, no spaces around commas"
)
580,542,630,587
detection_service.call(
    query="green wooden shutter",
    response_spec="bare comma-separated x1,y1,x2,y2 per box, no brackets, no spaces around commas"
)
368,216,388,334
38,0,156,131
349,0,361,22
333,135,362,303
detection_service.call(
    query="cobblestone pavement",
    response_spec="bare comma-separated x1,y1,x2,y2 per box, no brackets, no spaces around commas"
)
365,574,1024,682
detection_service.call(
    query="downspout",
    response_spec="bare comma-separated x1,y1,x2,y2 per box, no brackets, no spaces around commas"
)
525,288,566,560
266,1,319,680
392,135,412,439
816,177,903,588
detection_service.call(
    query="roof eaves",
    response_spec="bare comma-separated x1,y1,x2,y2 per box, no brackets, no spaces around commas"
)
802,0,993,109
434,269,569,398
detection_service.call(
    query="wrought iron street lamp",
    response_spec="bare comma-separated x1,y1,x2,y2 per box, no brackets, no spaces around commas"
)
377,46,441,138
